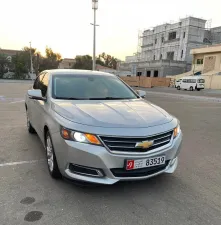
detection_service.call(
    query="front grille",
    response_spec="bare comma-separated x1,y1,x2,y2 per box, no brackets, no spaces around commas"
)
111,161,169,177
99,130,173,153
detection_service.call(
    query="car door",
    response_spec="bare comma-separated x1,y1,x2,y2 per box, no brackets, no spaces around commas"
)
30,72,46,134
28,73,44,130
33,72,50,142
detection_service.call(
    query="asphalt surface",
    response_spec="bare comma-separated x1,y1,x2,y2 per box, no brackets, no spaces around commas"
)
142,86,221,98
1,83,221,225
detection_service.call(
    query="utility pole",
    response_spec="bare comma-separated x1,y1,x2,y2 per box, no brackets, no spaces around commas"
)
91,0,99,71
29,42,34,79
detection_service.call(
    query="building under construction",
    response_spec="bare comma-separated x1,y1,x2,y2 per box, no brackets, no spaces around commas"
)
120,16,221,77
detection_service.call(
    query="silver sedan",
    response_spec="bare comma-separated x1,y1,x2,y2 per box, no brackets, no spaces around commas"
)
25,69,182,185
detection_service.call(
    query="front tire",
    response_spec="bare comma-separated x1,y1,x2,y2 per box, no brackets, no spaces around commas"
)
45,131,62,179
197,88,201,91
177,86,180,90
190,86,193,91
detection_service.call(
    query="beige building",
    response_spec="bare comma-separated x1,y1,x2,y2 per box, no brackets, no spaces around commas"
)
191,45,221,74
58,58,75,69
168,45,221,89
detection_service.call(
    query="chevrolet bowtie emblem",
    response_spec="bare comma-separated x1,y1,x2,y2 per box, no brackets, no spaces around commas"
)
135,140,154,149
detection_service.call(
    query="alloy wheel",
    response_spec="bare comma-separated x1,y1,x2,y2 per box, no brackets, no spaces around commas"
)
46,136,54,172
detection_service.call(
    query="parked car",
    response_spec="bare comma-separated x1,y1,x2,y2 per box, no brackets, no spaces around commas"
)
25,69,182,185
176,76,205,91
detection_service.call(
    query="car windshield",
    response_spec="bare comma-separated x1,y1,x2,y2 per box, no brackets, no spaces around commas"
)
198,79,205,83
52,74,138,100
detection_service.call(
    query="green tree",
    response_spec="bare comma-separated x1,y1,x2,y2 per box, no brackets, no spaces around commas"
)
39,47,62,72
0,54,10,78
98,52,118,69
12,52,29,79
73,55,93,70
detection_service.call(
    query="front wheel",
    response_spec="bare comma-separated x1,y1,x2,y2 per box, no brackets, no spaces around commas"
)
197,88,201,91
45,131,62,179
190,86,193,91
177,86,180,90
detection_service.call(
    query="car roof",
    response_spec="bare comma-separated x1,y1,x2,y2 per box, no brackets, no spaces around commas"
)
44,69,115,77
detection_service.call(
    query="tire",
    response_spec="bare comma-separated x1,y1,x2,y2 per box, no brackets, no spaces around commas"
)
45,131,62,179
177,86,180,90
26,109,36,134
197,88,201,91
190,86,193,91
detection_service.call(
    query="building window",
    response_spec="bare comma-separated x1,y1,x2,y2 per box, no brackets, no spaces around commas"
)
146,71,151,77
183,32,186,38
153,55,156,60
154,71,159,77
137,72,142,76
160,54,162,60
168,32,176,40
155,38,157,44
196,59,203,64
181,50,183,59
161,37,164,43
167,52,174,60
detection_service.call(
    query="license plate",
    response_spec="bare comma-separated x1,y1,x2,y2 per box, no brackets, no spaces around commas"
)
126,156,166,170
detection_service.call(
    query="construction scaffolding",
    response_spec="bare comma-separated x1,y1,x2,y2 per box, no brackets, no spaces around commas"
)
137,16,220,63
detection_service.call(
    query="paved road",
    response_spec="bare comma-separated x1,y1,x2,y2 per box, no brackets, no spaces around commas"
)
140,86,221,98
1,83,221,225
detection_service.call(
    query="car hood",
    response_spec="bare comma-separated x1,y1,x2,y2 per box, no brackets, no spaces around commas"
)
52,99,173,128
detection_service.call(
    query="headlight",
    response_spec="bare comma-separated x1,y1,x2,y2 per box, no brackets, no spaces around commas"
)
60,127,102,145
173,124,181,138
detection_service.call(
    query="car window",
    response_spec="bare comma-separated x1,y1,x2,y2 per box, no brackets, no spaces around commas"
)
33,73,45,89
52,75,138,100
39,73,49,97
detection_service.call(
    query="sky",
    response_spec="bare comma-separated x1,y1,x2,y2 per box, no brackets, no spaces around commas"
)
0,0,221,60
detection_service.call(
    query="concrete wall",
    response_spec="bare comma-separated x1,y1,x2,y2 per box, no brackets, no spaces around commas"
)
58,59,75,69
202,75,221,89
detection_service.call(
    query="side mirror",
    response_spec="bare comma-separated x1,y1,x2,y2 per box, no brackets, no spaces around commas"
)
136,90,146,98
28,89,46,101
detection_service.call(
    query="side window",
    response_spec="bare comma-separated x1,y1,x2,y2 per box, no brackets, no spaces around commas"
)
39,73,49,97
33,73,45,89
182,79,186,83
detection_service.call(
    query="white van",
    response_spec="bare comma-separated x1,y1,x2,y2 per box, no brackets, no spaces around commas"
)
175,79,182,88
176,76,205,91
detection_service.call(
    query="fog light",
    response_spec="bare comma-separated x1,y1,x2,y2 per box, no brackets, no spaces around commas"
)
69,164,104,177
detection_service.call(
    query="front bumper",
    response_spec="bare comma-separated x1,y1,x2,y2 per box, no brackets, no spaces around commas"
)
52,131,182,185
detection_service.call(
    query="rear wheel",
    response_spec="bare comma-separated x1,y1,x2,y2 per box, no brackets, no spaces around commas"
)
45,131,61,179
177,86,180,90
190,86,193,91
26,109,36,133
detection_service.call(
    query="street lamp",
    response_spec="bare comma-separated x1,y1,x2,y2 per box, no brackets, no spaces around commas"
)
92,0,98,71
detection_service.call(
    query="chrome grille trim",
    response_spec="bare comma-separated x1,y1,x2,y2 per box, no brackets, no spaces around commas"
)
99,130,174,153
